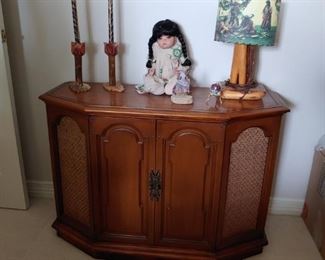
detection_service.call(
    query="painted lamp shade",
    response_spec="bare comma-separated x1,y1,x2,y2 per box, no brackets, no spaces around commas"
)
215,0,281,46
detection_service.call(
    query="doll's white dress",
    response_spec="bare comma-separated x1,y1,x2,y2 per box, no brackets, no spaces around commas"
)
140,39,189,95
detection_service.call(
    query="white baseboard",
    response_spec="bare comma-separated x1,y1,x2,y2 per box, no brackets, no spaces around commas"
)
26,181,304,216
269,197,304,216
27,180,54,199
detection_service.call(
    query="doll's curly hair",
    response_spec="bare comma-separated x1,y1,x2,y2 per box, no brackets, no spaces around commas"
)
146,19,192,68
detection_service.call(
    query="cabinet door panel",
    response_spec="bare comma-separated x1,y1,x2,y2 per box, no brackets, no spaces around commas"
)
91,117,155,244
156,120,224,250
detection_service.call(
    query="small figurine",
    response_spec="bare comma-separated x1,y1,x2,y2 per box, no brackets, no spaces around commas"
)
136,19,193,104
209,82,222,96
206,82,222,103
173,70,190,94
171,70,193,104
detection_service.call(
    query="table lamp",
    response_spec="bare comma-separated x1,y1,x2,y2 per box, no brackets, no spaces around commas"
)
215,0,281,100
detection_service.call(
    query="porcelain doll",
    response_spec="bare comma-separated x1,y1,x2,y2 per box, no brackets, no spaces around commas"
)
136,19,192,102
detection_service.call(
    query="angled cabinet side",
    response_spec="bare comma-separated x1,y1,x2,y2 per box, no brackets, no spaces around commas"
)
45,105,94,238
217,115,283,249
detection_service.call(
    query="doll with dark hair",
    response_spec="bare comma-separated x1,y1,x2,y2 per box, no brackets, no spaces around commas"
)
136,19,192,99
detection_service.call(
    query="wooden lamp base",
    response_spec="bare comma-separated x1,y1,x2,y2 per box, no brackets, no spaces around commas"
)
221,44,265,100
221,85,266,100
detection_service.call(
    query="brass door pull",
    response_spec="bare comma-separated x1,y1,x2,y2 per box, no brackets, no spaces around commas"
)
149,170,161,201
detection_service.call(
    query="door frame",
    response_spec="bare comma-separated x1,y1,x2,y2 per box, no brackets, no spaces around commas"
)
0,1,29,209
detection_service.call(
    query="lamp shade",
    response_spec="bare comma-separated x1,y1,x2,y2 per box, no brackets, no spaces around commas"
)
215,0,281,46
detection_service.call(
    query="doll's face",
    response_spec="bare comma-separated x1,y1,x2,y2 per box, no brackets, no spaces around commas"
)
157,35,176,49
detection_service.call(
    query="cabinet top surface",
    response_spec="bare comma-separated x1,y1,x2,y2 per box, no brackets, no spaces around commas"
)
40,82,289,121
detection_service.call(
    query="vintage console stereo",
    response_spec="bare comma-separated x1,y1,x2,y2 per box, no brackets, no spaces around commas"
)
40,83,289,259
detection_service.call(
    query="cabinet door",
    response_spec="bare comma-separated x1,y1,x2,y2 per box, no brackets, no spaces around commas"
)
155,120,224,250
91,117,155,244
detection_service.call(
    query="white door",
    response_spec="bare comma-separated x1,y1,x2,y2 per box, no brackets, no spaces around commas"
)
0,1,29,209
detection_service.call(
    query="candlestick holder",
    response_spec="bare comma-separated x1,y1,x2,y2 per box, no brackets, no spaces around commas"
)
70,42,91,93
103,42,124,92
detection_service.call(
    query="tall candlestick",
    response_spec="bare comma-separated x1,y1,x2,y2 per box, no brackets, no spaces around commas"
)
103,0,123,92
70,42,91,93
69,0,90,93
71,0,80,43
108,0,114,42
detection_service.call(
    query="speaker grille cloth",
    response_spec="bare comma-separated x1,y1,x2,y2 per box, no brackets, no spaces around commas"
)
57,117,90,226
223,127,269,239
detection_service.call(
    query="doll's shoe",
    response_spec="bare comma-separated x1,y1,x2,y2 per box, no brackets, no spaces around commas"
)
135,84,146,94
144,76,165,95
150,85,165,95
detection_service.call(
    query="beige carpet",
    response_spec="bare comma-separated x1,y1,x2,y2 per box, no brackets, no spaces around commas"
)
0,198,322,260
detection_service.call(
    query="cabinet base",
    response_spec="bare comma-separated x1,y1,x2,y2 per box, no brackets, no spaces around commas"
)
53,221,268,259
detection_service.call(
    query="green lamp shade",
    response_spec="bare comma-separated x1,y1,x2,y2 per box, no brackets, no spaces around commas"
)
215,0,281,46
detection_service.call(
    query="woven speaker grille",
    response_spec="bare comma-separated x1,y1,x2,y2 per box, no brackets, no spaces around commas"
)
222,127,269,239
57,116,90,226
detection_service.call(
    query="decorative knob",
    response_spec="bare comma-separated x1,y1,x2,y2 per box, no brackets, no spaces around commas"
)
149,170,161,201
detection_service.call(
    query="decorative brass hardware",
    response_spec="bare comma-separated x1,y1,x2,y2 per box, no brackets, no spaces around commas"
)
149,170,161,201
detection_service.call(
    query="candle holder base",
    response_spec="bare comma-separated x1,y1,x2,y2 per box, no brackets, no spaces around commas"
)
103,82,125,92
69,82,91,93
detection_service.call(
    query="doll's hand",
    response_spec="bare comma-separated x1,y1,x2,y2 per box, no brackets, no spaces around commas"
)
173,68,180,76
147,68,155,76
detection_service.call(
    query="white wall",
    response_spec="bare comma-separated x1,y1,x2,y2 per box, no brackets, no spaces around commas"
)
2,0,324,204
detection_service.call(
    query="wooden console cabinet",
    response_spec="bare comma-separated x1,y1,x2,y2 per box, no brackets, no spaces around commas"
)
40,83,289,259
